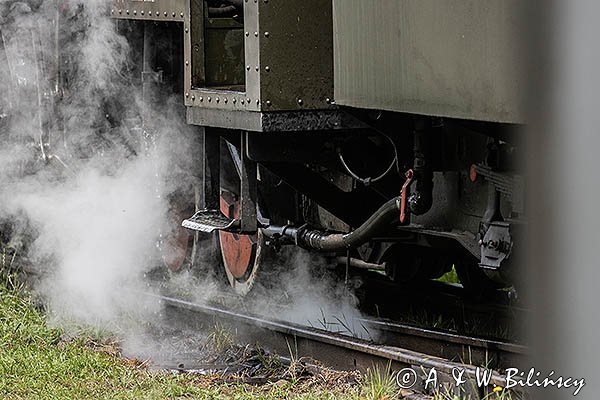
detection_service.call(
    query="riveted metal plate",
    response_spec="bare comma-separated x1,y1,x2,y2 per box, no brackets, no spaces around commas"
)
185,0,334,114
333,0,525,123
257,0,334,111
111,0,188,22
112,0,337,128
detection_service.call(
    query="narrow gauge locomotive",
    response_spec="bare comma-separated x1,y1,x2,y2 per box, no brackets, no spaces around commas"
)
109,0,525,297
3,0,526,298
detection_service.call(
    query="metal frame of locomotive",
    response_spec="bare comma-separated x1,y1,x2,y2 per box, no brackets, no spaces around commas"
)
108,0,524,296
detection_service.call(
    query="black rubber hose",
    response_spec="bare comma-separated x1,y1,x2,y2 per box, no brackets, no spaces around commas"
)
297,197,400,251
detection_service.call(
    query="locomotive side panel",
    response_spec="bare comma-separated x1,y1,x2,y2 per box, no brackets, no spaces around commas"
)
333,0,524,123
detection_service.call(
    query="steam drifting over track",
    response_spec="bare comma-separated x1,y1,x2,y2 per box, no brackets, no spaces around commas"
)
144,291,527,399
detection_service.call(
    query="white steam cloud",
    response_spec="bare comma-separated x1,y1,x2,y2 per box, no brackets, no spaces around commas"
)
14,160,165,323
0,0,185,326
0,0,369,364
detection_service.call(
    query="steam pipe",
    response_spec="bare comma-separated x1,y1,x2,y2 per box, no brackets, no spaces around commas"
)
335,256,386,271
263,197,401,252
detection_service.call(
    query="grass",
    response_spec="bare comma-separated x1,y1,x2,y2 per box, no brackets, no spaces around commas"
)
0,283,203,399
433,386,513,400
0,270,362,399
360,362,399,400
430,350,516,400
205,321,235,353
435,266,460,284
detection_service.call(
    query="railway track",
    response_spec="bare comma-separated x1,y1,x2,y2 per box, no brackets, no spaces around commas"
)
145,292,528,399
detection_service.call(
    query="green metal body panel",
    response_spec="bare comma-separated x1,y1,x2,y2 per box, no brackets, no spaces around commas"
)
256,0,334,111
332,0,524,123
111,0,335,128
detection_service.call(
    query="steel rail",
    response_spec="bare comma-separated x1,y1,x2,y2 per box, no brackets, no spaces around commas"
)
359,317,527,370
146,292,527,398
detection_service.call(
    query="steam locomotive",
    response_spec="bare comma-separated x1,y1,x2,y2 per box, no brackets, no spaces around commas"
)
1,0,525,298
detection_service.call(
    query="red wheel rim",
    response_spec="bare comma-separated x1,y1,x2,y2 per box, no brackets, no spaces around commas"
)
219,191,259,280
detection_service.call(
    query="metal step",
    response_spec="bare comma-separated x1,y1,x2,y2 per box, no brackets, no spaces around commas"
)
181,210,238,233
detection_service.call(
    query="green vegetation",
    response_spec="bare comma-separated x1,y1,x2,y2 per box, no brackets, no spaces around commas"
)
435,266,460,285
0,274,362,399
360,363,399,400
0,284,198,399
205,321,234,353
433,386,513,400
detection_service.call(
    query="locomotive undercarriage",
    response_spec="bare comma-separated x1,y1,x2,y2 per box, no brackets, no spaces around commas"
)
0,2,525,300
189,118,524,297
108,5,524,297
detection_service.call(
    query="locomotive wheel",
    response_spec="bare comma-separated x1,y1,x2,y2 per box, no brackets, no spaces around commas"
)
160,199,195,272
218,190,265,295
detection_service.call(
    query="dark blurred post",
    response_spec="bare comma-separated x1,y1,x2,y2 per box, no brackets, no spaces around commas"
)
528,1,599,398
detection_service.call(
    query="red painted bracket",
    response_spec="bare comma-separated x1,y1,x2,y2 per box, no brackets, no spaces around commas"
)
400,169,414,224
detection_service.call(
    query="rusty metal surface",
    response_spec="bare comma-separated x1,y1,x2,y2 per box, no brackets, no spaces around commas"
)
332,0,525,123
186,107,366,132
